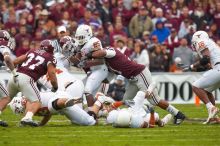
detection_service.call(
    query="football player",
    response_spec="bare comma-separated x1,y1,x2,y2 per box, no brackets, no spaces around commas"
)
39,36,84,108
90,92,172,128
69,24,108,112
9,91,96,126
186,31,220,124
0,30,16,127
77,46,186,125
6,39,58,126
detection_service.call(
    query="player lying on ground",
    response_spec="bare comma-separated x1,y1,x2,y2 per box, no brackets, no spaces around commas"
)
9,91,96,126
182,31,219,124
73,45,185,125
90,91,172,128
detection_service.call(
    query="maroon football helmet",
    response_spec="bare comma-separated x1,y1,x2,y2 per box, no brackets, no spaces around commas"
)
40,40,54,54
0,30,15,49
59,36,78,57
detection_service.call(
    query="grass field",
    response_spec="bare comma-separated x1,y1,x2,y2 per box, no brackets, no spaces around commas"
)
1,104,220,146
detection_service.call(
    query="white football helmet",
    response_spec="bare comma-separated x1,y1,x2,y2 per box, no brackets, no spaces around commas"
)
191,31,209,52
75,24,93,45
9,96,26,115
114,109,132,127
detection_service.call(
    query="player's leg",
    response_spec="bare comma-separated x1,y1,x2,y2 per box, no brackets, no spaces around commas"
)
0,82,11,127
18,74,41,126
65,80,84,108
192,69,220,123
84,66,108,110
62,105,96,126
136,68,185,124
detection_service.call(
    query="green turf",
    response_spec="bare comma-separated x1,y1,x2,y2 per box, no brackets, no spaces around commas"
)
1,104,220,146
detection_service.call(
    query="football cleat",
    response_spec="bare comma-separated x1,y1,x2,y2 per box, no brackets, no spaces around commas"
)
174,111,186,125
203,107,219,124
20,119,38,127
0,120,8,127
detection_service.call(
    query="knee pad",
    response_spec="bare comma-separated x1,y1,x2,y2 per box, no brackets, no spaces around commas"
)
52,99,62,110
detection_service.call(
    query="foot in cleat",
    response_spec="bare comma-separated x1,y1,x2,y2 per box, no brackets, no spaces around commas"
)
20,119,38,127
174,111,186,125
0,120,8,127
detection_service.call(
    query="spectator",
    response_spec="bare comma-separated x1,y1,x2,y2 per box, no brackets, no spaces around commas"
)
152,8,167,28
109,21,127,46
190,4,206,30
213,2,220,28
131,39,149,68
15,25,31,49
112,0,131,26
98,0,112,27
207,23,220,41
184,24,196,45
178,18,196,38
107,75,125,101
129,6,153,38
164,10,180,31
149,44,168,72
4,14,18,30
164,28,180,56
147,35,160,53
172,38,194,67
141,31,151,46
86,0,97,12
33,29,44,42
161,43,172,72
115,38,132,57
37,9,55,33
151,20,170,44
68,0,85,21
15,38,30,57
78,8,100,29
95,25,110,47
57,11,72,29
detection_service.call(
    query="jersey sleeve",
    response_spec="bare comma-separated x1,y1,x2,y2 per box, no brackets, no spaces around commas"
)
0,46,11,55
47,55,57,67
91,38,103,52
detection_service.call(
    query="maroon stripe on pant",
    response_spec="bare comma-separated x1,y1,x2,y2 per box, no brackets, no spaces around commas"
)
30,79,41,102
139,73,159,105
0,83,9,97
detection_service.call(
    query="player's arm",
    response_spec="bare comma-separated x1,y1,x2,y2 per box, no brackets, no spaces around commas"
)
69,53,81,66
84,59,105,68
3,52,16,73
91,47,116,59
38,114,52,126
13,54,27,66
189,48,211,71
47,63,58,92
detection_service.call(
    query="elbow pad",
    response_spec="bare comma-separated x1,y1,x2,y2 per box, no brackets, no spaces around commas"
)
105,49,116,58
200,55,210,65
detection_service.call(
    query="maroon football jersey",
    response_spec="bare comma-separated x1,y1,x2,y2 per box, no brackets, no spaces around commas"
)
105,48,145,79
17,49,56,81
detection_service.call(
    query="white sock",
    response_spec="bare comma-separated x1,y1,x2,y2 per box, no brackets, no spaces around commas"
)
166,105,179,116
206,102,214,111
22,112,34,120
133,91,145,109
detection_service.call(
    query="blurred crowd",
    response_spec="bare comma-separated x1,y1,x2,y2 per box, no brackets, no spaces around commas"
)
0,0,220,72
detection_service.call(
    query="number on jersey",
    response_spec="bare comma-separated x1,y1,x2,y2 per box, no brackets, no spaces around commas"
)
22,53,45,70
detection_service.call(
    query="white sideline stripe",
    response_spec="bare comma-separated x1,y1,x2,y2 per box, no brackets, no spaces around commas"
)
11,120,70,123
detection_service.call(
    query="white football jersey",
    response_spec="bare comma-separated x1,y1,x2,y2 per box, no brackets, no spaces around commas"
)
199,39,220,66
54,52,71,69
80,37,103,57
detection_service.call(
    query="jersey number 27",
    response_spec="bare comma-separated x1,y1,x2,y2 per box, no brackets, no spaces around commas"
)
22,53,45,70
